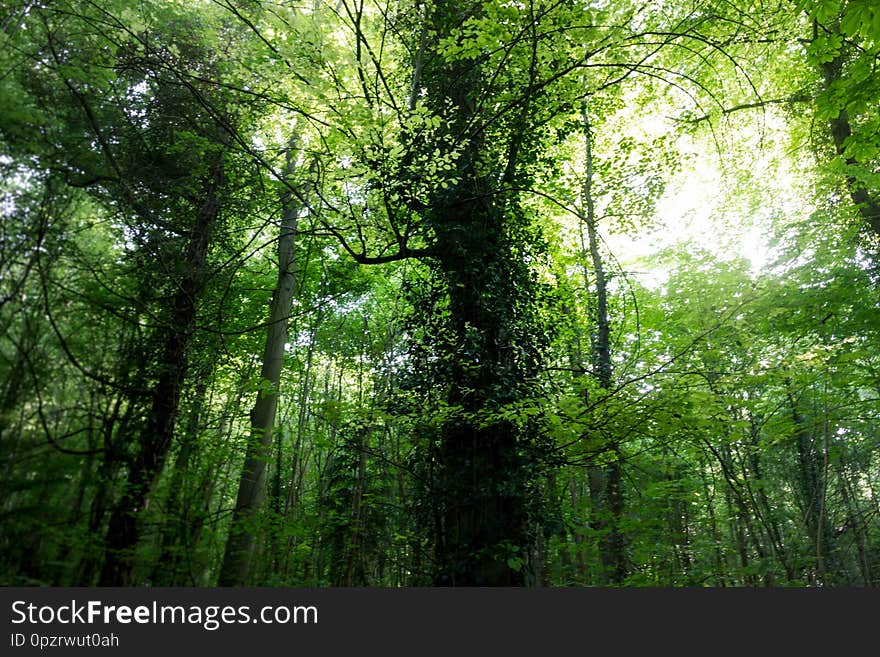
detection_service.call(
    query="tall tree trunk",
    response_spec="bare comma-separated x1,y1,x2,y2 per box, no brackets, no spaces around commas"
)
421,0,542,586
581,105,627,585
218,149,306,586
99,162,222,586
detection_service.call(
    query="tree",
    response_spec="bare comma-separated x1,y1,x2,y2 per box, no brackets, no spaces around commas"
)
219,146,313,586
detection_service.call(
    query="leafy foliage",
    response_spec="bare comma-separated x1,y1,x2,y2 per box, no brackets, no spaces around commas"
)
0,0,879,587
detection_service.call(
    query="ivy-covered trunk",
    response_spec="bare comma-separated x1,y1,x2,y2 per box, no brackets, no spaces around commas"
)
432,200,533,585
421,0,544,586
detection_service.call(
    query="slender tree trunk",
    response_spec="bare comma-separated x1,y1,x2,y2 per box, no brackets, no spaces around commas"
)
218,149,306,586
788,391,834,585
698,459,728,586
581,105,627,585
343,429,369,586
723,481,754,586
744,418,794,581
280,318,317,577
567,478,588,583
710,440,768,585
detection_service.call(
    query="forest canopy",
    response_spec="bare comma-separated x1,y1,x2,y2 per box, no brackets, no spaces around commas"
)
1,0,879,587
